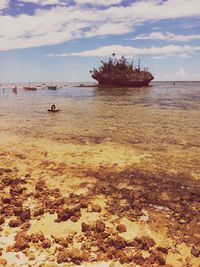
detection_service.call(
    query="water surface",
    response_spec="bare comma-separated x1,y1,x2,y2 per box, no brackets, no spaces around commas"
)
0,82,200,180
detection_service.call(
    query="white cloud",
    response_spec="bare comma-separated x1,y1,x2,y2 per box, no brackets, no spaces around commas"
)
50,44,200,58
1,0,200,51
158,68,200,81
19,0,62,5
0,6,99,51
19,0,122,6
104,0,200,22
0,0,9,9
75,0,123,6
132,32,200,42
85,22,132,37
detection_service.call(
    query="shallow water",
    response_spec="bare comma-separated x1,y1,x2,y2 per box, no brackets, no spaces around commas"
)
0,82,200,180
0,82,200,267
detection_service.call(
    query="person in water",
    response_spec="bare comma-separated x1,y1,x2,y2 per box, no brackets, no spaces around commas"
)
48,104,60,112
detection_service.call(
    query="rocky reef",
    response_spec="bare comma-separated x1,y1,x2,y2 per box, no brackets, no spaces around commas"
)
90,55,154,87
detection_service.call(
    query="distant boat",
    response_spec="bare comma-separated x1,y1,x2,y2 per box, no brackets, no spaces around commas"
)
24,82,37,91
47,81,57,90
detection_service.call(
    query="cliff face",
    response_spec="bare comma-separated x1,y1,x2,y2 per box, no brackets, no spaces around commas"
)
90,56,154,87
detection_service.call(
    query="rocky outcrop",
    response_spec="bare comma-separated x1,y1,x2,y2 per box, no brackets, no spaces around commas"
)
90,55,154,87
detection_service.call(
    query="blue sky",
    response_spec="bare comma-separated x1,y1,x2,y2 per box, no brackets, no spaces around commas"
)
0,0,200,82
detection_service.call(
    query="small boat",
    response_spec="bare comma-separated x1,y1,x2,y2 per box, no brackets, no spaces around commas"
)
48,104,60,112
47,81,57,90
24,82,37,91
24,86,37,90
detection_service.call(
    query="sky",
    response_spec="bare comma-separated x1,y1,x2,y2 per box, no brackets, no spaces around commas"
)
0,0,200,82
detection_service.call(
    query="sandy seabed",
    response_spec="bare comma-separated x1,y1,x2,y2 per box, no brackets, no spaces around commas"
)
0,130,199,267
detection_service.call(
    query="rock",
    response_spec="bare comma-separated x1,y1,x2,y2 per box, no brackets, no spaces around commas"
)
54,198,64,207
14,239,29,251
157,246,169,254
119,256,131,264
28,253,35,261
35,181,46,192
0,205,14,216
91,204,102,212
12,200,23,207
0,258,7,266
132,252,144,265
81,242,91,251
113,237,126,249
31,232,44,243
144,236,156,249
58,240,69,248
156,254,166,265
6,246,12,252
1,196,11,204
56,208,72,222
21,222,31,230
116,224,126,233
2,177,12,185
144,255,156,265
71,216,79,222
33,208,44,217
80,200,89,208
70,248,83,265
91,56,154,86
0,216,5,225
10,186,23,196
57,250,69,263
114,250,126,259
34,192,40,199
9,219,21,227
191,245,200,257
41,239,51,249
70,248,82,259
135,236,155,250
20,209,31,222
96,220,105,232
82,251,90,261
107,248,116,260
13,207,23,216
81,222,91,232
126,240,138,247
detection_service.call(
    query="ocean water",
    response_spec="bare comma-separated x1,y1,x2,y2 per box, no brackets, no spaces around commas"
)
0,82,200,180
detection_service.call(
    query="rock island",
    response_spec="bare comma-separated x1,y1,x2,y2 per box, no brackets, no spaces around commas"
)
90,54,154,86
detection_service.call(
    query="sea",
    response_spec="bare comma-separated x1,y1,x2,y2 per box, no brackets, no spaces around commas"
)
0,81,200,180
